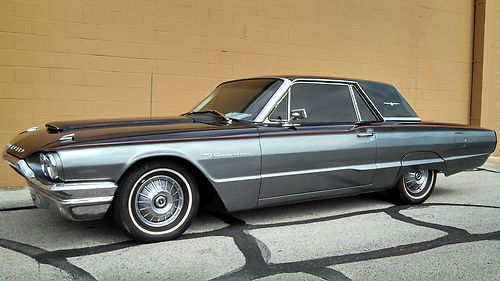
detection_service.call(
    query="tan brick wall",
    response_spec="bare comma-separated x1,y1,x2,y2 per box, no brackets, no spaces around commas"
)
485,1,500,155
471,0,500,156
0,0,479,186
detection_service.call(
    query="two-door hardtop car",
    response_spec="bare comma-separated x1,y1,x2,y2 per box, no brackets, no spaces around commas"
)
3,76,497,242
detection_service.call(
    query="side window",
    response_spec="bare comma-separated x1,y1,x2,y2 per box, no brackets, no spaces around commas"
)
352,87,378,121
290,83,358,123
269,94,288,121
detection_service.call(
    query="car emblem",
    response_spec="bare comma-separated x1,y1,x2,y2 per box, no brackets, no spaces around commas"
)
202,152,250,159
384,102,400,107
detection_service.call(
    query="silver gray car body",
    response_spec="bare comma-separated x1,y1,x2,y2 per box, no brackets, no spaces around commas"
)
3,76,497,220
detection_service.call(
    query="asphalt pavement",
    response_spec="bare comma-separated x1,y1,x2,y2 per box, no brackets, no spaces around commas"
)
0,162,499,280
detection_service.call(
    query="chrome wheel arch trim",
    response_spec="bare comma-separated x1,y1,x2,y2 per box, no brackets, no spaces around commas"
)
127,168,193,236
117,150,220,185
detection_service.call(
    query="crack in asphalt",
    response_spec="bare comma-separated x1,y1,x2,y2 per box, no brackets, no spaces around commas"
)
473,168,500,174
305,267,352,281
37,241,139,260
0,202,499,280
208,203,500,280
0,238,96,281
0,205,37,212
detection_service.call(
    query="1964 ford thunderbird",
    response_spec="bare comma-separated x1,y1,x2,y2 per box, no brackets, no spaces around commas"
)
3,76,497,242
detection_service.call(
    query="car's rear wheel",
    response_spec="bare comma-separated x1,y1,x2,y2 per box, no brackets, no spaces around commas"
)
113,161,199,242
389,169,437,204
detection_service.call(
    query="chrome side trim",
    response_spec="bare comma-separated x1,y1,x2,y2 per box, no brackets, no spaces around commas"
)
215,161,404,183
402,158,443,166
213,175,261,183
261,164,377,179
376,161,402,169
444,153,490,161
384,117,422,122
50,181,118,192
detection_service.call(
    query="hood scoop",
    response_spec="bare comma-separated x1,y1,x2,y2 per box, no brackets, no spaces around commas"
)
45,116,194,133
46,123,63,133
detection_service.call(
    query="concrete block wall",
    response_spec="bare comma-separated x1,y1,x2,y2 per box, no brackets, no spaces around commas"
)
485,1,500,154
470,0,500,155
0,0,490,186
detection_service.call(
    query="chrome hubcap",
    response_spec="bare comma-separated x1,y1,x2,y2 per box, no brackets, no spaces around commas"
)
404,170,429,194
134,175,184,227
154,195,167,208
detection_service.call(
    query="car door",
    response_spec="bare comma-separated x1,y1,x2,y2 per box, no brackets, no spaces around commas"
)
257,81,378,206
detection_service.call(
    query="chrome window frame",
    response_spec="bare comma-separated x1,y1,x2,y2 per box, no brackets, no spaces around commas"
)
349,83,381,122
237,77,418,123
259,78,379,124
360,83,421,122
348,85,362,121
254,78,291,122
266,88,290,122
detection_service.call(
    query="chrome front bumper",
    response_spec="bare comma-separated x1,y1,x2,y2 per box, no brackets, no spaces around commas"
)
4,152,117,221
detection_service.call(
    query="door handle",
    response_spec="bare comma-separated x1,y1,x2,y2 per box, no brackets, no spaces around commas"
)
356,128,374,137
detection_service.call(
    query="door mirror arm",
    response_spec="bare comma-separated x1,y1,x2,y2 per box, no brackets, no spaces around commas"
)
282,112,301,128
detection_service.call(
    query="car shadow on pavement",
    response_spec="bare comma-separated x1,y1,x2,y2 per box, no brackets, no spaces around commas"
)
1,182,499,281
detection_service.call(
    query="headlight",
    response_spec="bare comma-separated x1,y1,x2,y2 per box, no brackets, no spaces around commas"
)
40,153,59,180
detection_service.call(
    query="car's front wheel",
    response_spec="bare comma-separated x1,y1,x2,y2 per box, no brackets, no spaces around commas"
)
113,161,199,242
389,169,437,204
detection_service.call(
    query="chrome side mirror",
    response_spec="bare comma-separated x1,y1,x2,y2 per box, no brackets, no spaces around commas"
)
291,108,308,120
283,109,307,128
290,112,301,120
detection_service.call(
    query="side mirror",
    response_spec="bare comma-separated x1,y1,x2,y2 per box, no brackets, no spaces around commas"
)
290,112,301,120
291,108,308,120
283,108,307,128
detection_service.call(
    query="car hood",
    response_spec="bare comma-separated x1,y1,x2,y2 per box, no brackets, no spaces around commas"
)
5,115,256,159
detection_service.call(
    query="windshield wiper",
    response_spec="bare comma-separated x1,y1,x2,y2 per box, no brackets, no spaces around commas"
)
182,110,232,123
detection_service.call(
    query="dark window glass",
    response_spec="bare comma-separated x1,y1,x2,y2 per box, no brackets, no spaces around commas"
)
269,94,288,121
358,81,418,118
353,87,377,121
290,83,357,123
193,79,283,121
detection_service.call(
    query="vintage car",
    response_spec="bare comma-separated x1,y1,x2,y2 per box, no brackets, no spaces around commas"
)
3,76,497,242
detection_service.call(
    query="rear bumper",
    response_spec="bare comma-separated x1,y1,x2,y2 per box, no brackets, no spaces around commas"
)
3,151,117,220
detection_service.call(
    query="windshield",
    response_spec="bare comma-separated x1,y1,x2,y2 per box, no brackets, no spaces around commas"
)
191,78,283,121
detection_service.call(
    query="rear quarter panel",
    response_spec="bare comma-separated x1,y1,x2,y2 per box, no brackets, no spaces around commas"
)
373,123,496,189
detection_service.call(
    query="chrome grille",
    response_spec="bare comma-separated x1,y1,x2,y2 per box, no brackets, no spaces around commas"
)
7,143,25,153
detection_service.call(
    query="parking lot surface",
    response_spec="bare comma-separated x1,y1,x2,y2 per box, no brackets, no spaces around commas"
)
1,163,499,280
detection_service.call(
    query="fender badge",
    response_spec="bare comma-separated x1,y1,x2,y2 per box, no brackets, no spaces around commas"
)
202,152,250,159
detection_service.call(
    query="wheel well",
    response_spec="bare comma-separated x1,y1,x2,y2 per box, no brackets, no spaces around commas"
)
117,156,227,212
400,151,446,174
